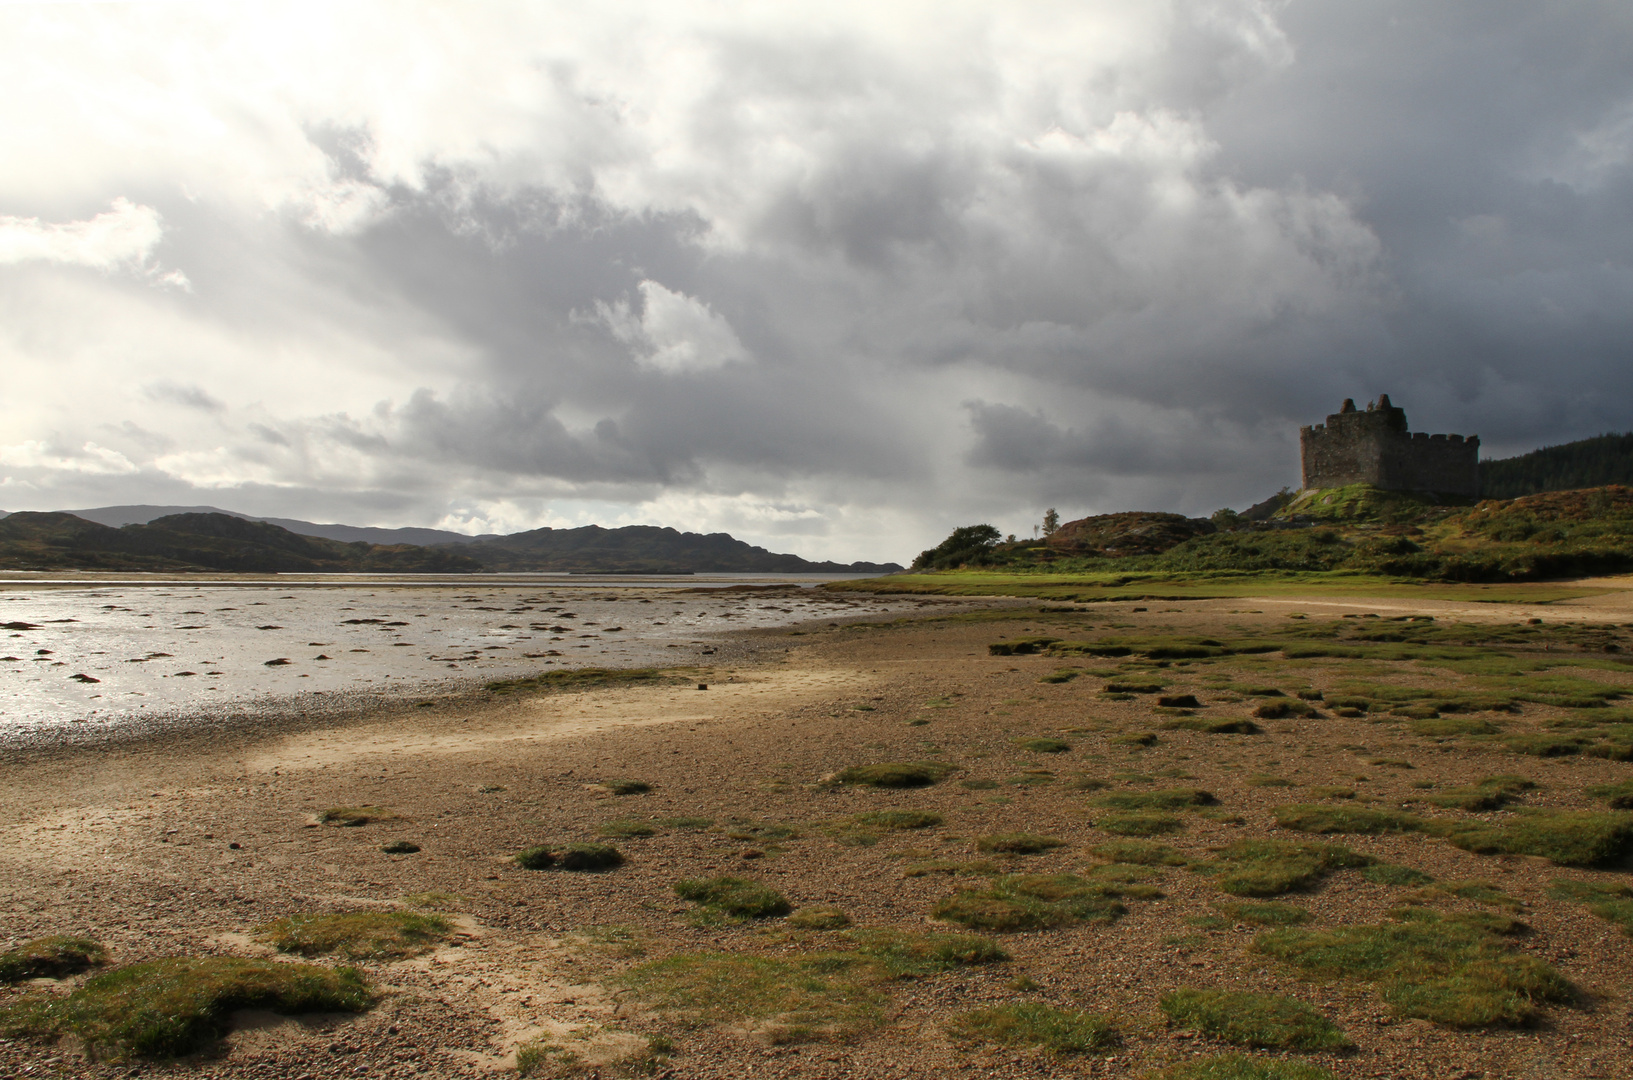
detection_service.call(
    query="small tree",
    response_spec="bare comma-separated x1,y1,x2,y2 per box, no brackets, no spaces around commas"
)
1042,508,1060,536
912,524,1003,570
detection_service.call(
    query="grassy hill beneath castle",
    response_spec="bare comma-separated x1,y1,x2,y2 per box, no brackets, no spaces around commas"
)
836,484,1633,599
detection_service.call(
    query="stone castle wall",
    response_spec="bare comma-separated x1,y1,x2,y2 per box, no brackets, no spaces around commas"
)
1300,395,1479,497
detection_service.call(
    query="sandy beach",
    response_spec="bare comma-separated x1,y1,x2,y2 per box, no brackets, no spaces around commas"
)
4,585,1633,1078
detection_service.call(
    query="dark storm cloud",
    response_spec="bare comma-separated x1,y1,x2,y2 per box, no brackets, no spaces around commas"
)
3,2,1631,558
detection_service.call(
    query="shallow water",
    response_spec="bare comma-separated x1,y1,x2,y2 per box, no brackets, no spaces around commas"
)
0,573,925,737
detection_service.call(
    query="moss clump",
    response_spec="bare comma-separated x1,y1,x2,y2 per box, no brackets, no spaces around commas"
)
0,957,369,1058
602,778,652,795
1273,804,1422,835
831,761,956,788
254,911,450,961
515,843,626,871
788,906,852,931
1095,787,1216,810
902,858,1001,878
946,1002,1119,1053
1149,1055,1338,1080
1099,812,1184,836
853,810,942,830
933,873,1148,932
976,833,1066,855
674,876,791,919
1441,810,1633,866
317,805,397,826
1160,988,1352,1050
844,928,1008,975
0,936,105,982
379,840,420,854
1016,737,1072,753
1254,909,1571,1027
1212,840,1372,896
617,952,883,1044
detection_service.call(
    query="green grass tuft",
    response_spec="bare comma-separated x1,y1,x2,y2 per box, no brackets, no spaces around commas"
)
1095,787,1217,810
788,906,852,930
1215,901,1311,926
0,957,369,1058
603,778,652,795
1273,804,1422,835
1548,879,1633,935
1423,775,1536,811
1361,863,1435,887
945,1002,1120,1054
853,810,943,830
1254,909,1571,1027
1586,780,1633,809
1099,812,1184,835
254,911,450,961
1089,841,1189,866
1441,810,1633,866
1212,840,1372,896
674,876,791,919
843,928,1008,975
1016,737,1072,753
317,805,397,826
976,833,1067,854
599,818,659,838
616,952,882,1044
932,873,1149,932
1159,988,1352,1050
0,936,105,982
832,761,957,788
514,842,626,871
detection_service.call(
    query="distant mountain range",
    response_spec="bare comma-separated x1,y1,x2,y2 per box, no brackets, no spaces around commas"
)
0,505,903,574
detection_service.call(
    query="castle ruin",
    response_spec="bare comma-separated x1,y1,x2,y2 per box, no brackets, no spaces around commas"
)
1300,395,1479,497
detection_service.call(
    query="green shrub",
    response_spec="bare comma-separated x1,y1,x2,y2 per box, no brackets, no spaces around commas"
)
0,957,369,1058
254,911,450,961
0,936,105,982
832,761,956,788
1159,988,1352,1050
976,833,1066,854
674,876,791,919
1212,840,1372,896
933,873,1144,932
1254,910,1571,1027
945,1002,1120,1053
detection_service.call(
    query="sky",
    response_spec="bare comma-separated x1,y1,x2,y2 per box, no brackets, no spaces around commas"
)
1,1,1630,563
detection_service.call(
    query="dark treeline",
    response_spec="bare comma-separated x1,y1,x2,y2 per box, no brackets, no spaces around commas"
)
1479,432,1633,499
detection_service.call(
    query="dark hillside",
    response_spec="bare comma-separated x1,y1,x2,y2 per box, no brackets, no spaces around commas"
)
1479,432,1633,498
446,523,901,574
0,512,482,573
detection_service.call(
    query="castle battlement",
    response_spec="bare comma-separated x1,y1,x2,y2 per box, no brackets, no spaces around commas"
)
1300,395,1479,497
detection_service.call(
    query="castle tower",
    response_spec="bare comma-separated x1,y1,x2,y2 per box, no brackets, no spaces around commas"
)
1299,395,1479,497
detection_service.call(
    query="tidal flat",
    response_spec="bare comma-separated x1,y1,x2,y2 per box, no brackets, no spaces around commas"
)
1,581,1632,1078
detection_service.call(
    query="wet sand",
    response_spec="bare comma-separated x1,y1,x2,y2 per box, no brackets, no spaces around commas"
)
3,584,1633,1079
